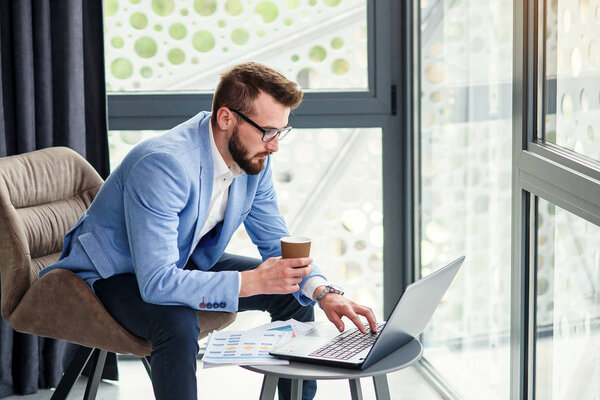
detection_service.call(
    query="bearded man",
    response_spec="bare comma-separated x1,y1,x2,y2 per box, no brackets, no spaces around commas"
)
41,62,376,400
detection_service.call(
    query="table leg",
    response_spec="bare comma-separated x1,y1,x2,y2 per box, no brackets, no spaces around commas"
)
373,374,391,400
349,378,364,400
291,379,303,400
259,375,278,400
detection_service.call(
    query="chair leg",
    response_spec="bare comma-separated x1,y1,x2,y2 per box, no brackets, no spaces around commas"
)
51,346,95,400
82,349,108,400
141,356,152,379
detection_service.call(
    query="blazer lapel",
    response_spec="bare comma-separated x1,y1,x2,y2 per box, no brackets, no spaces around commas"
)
189,117,214,259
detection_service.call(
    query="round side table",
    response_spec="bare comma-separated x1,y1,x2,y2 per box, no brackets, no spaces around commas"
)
243,339,423,400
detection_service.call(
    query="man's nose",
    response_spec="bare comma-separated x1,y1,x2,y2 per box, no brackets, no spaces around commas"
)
266,136,279,153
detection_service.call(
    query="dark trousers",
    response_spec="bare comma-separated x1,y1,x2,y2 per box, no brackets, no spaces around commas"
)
93,253,317,400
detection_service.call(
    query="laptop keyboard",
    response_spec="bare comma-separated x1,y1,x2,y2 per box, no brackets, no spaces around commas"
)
308,322,386,360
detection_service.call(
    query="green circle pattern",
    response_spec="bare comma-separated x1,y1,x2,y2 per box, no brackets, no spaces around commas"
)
309,46,327,62
111,37,124,48
135,37,158,58
152,0,175,16
130,12,147,29
192,30,215,52
231,29,250,45
332,59,350,75
107,0,356,88
111,58,133,79
105,0,118,17
168,48,185,64
331,37,344,49
141,66,153,78
194,0,217,16
255,1,278,23
225,0,243,16
169,23,187,40
286,0,300,9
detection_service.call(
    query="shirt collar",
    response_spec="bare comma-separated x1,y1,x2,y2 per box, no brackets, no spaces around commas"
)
209,123,244,178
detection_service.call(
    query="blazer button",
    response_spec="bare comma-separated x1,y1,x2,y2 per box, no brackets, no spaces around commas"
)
219,302,226,308
206,303,212,309
212,302,219,309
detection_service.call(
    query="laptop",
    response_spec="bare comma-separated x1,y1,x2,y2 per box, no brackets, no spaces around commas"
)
270,256,465,369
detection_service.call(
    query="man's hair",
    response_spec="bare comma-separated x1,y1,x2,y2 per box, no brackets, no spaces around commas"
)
211,62,303,125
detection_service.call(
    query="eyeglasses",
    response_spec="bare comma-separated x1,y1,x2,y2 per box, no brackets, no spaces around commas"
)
230,109,293,142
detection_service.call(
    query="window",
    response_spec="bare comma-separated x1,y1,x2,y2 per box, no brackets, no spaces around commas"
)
104,0,396,329
535,198,600,399
103,0,369,92
417,1,513,398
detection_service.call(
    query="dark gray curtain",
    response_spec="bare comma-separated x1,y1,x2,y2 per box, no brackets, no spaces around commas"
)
0,1,115,397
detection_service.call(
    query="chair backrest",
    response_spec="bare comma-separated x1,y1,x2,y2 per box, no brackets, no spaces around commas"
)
0,147,103,319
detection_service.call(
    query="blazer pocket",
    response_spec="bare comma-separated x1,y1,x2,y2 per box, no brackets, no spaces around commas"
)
78,232,116,279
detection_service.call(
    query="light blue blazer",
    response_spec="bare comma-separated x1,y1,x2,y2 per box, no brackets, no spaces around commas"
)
40,112,325,312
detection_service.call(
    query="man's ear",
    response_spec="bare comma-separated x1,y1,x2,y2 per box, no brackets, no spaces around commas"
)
215,107,234,132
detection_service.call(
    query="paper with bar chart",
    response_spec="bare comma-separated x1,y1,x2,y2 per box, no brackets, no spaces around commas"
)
202,319,313,367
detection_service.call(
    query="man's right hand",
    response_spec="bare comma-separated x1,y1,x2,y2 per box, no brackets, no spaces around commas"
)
239,257,313,297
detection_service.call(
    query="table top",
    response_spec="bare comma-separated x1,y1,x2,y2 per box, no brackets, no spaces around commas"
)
243,339,423,380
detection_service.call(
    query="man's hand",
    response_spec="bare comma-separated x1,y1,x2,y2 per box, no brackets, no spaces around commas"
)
239,257,313,297
317,289,377,334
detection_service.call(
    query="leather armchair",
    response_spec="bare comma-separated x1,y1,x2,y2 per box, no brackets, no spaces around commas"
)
0,147,236,399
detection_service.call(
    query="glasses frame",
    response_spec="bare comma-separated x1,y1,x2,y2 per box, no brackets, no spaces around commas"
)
230,108,292,142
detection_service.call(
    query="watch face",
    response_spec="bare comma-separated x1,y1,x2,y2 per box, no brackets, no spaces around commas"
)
327,284,344,294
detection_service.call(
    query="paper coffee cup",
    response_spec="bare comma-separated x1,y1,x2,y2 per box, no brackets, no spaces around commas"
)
281,236,311,259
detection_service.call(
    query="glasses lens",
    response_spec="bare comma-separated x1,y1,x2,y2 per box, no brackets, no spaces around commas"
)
263,130,279,142
278,127,292,141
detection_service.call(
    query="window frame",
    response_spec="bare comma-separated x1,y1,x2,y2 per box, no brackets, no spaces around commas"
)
512,1,600,399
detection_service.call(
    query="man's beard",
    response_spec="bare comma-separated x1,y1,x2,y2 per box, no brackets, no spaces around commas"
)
228,126,271,175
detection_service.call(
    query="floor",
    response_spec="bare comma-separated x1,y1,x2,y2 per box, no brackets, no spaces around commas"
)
2,358,442,400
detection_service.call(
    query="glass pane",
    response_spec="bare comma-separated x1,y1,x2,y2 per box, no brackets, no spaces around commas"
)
544,0,600,161
418,0,512,398
109,128,384,322
103,0,368,93
227,128,384,321
535,199,600,399
108,130,164,170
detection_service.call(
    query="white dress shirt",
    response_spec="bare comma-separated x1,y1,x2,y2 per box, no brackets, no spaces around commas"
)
199,124,327,299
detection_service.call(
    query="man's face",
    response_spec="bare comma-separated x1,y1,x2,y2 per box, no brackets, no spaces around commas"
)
228,125,269,175
228,92,290,175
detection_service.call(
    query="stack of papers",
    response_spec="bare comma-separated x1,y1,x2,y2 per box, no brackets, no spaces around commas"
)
201,319,313,368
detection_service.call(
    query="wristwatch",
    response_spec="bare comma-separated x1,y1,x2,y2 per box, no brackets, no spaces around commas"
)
315,284,344,308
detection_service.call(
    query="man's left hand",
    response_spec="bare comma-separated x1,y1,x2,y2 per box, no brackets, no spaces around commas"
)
318,292,377,334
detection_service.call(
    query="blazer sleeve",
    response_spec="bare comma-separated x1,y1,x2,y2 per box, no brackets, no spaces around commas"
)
123,152,240,311
243,156,327,306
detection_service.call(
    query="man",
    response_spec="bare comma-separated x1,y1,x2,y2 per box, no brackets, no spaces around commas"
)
41,62,377,400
